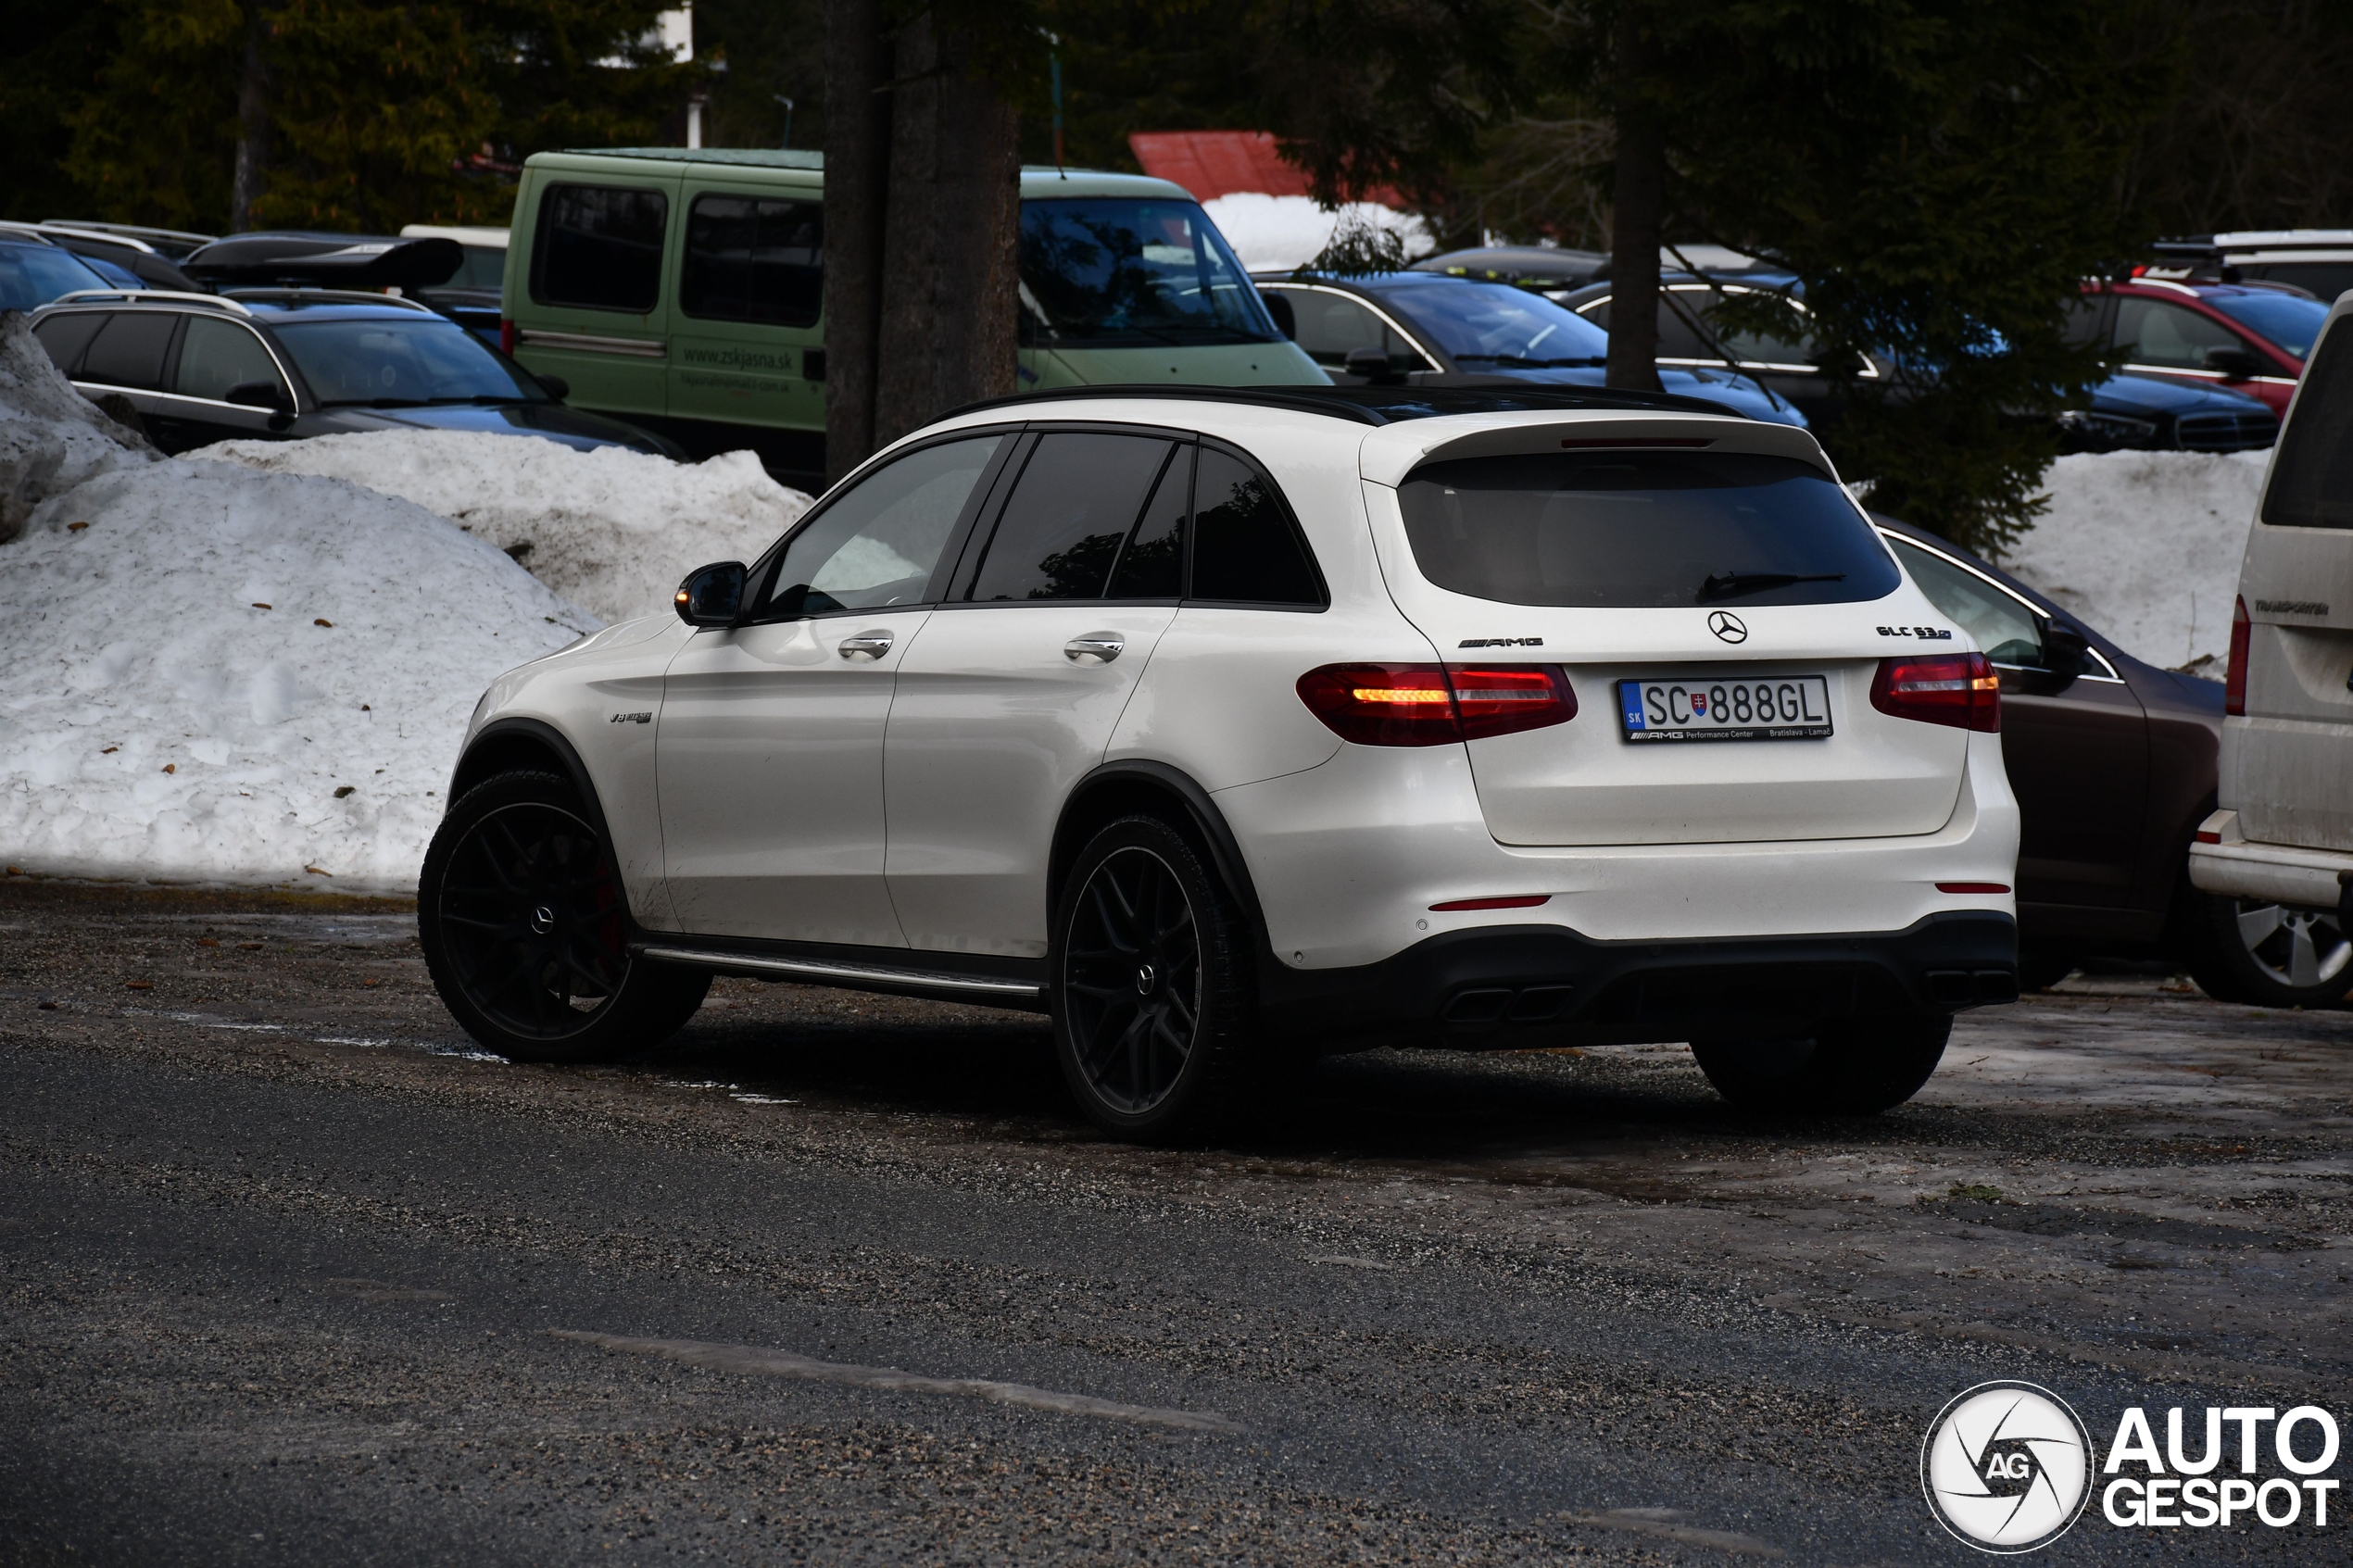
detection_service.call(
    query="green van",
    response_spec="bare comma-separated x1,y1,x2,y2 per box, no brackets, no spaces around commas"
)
500,149,1325,486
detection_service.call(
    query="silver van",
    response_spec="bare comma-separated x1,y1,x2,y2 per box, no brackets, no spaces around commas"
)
2187,291,2353,1004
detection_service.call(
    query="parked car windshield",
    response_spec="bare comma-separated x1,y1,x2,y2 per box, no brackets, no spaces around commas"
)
1398,451,1900,608
1365,278,1609,369
269,316,541,406
2203,290,2331,359
1020,198,1282,346
1,242,107,311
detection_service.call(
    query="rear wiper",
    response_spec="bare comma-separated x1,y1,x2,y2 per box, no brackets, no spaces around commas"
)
1700,571,1845,600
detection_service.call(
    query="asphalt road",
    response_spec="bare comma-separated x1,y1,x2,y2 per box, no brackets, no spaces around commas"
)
3,879,2348,1566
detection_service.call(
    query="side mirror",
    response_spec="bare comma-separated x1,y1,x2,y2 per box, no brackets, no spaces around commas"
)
2042,621,2091,682
535,372,570,402
2204,345,2261,381
674,560,747,627
226,380,291,412
1343,346,1403,385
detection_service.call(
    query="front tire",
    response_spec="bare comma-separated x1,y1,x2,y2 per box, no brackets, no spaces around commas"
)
1050,815,1257,1141
1690,1013,1951,1116
2183,892,2353,1008
419,770,708,1063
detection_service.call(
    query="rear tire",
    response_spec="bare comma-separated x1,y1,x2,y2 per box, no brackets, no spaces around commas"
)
419,770,709,1063
1050,814,1258,1142
2183,891,2353,1008
1691,1013,1951,1116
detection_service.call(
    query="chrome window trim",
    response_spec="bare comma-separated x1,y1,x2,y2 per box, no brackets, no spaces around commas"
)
1256,282,1441,372
1875,525,2126,684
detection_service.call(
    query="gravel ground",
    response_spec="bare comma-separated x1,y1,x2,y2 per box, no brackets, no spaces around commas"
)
2,878,2347,1566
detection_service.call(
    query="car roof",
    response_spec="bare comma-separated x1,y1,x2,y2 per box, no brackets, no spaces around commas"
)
522,149,1196,204
30,289,453,325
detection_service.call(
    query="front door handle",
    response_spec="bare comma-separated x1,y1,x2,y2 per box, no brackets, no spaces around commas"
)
838,630,894,661
1063,633,1126,664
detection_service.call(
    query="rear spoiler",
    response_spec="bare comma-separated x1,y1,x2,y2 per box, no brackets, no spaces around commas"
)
183,233,463,290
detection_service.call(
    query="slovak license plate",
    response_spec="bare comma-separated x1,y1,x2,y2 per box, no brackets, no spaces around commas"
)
1617,675,1833,742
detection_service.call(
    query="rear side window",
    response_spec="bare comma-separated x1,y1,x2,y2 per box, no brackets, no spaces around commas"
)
532,183,668,313
1398,451,1900,608
682,194,822,327
31,311,105,376
1884,537,2048,666
2263,323,2353,530
174,317,285,403
79,311,177,390
969,433,1174,601
1190,447,1324,605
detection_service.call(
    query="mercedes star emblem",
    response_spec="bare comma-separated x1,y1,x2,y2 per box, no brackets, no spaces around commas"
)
1707,610,1749,644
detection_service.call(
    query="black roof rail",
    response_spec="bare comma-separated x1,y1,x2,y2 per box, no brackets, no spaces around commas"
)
943,381,1751,428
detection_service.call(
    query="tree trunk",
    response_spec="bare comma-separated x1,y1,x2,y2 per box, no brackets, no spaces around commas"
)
1604,3,1664,393
231,2,273,232
872,11,1020,448
821,0,895,485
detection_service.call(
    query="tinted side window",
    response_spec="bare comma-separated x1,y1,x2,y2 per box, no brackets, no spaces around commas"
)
532,183,668,313
79,311,177,390
174,317,286,403
968,433,1173,601
1190,448,1324,606
1277,289,1425,373
1885,537,2047,666
767,435,1004,616
2263,323,2353,530
681,194,823,326
1654,296,1719,361
1110,445,1189,599
31,311,105,376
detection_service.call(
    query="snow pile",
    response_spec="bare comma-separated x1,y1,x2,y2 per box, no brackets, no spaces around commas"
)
2007,449,2269,673
0,460,591,892
201,431,812,624
0,310,157,542
1202,194,1435,272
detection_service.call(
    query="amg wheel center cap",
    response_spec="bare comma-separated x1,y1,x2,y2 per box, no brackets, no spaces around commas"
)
1134,964,1157,997
530,905,557,934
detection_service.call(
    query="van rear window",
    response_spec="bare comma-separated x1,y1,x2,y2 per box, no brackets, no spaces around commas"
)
532,184,668,314
1397,451,1899,608
2262,322,2353,530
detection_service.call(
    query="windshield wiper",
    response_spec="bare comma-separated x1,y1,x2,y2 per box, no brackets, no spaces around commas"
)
1700,571,1846,600
319,396,427,408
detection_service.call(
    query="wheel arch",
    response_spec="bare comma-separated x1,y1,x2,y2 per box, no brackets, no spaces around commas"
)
442,717,657,935
1051,761,1267,942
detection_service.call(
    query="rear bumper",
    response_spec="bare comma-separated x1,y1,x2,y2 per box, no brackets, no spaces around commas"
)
1259,910,2019,1048
2188,809,2353,909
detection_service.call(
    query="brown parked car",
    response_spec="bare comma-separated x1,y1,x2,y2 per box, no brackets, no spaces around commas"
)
1871,517,2313,1003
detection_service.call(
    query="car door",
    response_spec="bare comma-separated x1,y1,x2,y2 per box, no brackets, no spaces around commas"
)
665,181,825,471
656,431,1015,946
147,314,296,451
1883,533,2150,910
511,175,679,424
883,429,1189,957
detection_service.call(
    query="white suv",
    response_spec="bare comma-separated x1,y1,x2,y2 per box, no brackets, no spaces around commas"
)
2188,294,2353,1004
422,386,2021,1137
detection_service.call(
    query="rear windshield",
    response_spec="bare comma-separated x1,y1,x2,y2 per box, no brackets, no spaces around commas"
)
1398,451,1900,608
2262,318,2353,529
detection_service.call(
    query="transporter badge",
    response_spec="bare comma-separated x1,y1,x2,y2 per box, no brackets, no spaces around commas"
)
1921,1381,2093,1552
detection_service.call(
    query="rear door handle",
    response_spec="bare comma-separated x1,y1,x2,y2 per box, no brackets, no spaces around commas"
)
838,630,894,661
1063,633,1126,664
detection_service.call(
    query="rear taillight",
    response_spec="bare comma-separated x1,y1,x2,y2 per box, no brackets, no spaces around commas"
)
499,316,517,356
2225,595,2250,716
1869,652,2000,732
1296,664,1576,746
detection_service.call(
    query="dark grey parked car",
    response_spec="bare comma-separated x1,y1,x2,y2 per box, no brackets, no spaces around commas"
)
28,290,683,459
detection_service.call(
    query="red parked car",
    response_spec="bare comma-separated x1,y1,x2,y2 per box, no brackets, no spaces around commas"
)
2070,278,2329,419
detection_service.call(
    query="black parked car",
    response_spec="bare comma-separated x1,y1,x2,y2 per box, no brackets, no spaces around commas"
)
27,290,683,459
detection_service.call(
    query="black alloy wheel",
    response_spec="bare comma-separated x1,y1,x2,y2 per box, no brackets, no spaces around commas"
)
1690,1012,1952,1116
1051,815,1253,1139
420,770,707,1062
2184,891,2353,1008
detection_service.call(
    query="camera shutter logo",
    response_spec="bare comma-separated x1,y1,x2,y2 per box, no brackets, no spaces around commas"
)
1921,1381,2093,1552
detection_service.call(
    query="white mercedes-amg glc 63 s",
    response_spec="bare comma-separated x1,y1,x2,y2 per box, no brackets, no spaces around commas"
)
422,385,2021,1139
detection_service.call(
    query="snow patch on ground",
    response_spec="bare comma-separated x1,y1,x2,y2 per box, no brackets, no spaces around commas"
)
0,309,157,542
0,460,591,892
2007,450,2269,673
1201,194,1435,272
202,431,812,624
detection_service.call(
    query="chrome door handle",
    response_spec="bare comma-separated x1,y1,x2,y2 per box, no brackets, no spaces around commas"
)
837,631,894,661
1063,633,1126,664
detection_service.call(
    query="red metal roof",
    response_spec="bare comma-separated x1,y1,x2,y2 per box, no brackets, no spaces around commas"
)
1127,132,1313,202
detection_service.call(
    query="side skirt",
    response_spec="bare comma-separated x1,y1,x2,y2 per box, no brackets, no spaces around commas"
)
632,937,1047,1014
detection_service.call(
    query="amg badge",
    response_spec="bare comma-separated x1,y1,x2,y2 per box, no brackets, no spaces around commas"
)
610,711,652,724
1458,636,1544,648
